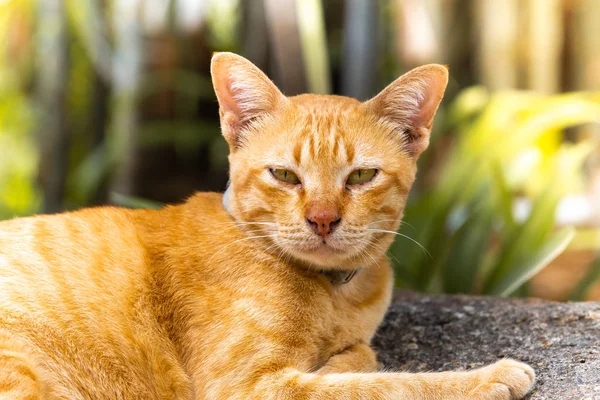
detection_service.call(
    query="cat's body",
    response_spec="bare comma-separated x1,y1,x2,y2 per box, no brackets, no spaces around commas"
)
0,193,390,399
0,53,535,399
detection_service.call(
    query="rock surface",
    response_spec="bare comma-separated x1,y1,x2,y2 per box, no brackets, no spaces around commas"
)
373,292,600,399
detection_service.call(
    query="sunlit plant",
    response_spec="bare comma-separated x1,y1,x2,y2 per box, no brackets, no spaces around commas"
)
390,87,600,297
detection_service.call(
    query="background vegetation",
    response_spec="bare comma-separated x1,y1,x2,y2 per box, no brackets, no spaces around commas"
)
1,0,599,299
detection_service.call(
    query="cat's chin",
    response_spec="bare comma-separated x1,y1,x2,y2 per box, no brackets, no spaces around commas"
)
284,243,366,270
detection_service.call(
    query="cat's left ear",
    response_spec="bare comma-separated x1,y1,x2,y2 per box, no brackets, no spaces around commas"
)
211,52,288,150
363,64,448,158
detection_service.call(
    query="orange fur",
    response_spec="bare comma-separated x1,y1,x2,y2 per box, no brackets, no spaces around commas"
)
0,53,534,399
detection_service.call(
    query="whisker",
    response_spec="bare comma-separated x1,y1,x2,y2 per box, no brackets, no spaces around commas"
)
368,219,416,231
208,234,277,264
280,246,294,268
344,237,376,268
213,221,278,233
214,222,279,236
398,221,416,231
360,246,378,267
371,236,403,268
248,240,283,265
214,221,277,226
367,218,397,226
360,239,381,267
356,249,370,268
367,229,432,259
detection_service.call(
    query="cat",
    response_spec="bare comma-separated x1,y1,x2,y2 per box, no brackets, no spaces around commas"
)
0,52,535,399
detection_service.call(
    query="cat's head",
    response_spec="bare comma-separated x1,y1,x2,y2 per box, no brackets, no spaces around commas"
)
211,53,447,270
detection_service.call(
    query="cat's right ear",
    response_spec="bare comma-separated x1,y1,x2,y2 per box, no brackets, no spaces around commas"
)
211,52,288,150
362,64,448,159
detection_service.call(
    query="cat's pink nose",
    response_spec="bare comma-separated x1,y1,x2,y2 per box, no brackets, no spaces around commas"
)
306,206,341,238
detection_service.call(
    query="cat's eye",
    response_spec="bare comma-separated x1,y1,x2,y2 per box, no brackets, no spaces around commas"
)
346,169,378,186
270,168,301,185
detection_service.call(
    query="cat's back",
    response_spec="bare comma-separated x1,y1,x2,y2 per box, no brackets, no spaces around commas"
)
0,206,146,315
0,207,191,399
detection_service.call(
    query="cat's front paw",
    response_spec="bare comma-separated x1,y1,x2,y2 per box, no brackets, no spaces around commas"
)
469,359,535,400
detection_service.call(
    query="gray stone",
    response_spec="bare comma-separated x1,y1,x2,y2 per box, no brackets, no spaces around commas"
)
373,292,600,399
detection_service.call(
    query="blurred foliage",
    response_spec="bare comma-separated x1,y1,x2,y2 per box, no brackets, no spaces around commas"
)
569,254,600,301
0,0,39,219
390,87,600,297
1,0,600,299
0,69,40,218
205,0,240,52
109,192,162,210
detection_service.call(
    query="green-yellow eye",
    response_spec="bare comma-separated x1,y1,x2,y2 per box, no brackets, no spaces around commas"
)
346,169,377,186
270,168,301,185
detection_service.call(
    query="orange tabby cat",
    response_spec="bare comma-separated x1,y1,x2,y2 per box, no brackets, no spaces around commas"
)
0,52,534,399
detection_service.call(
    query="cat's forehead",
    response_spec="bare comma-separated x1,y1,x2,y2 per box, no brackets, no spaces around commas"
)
267,95,390,169
285,95,366,134
289,93,362,110
288,94,362,122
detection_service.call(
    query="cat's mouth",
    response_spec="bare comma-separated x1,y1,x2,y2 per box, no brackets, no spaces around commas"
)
312,241,342,255
279,235,369,268
270,225,374,268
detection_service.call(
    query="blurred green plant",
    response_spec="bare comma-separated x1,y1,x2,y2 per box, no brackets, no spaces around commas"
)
0,0,39,219
568,254,600,301
2,0,600,300
109,192,162,210
205,0,240,52
0,70,40,219
390,87,600,297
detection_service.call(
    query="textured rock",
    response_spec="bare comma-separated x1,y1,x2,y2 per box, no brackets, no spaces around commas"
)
373,292,600,399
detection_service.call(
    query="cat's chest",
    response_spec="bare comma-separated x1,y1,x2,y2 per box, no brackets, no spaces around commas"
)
314,267,394,358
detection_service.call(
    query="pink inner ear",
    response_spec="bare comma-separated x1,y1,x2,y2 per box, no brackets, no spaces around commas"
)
364,64,448,158
215,72,243,121
211,52,289,149
412,71,447,129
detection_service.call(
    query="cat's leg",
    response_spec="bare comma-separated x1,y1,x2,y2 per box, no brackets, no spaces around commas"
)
315,342,379,374
252,358,535,400
0,331,45,399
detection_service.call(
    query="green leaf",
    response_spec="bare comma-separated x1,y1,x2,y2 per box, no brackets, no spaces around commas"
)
389,197,437,289
491,162,515,230
69,144,111,205
488,227,575,297
391,194,454,291
484,182,562,292
568,255,600,301
442,204,495,294
109,192,162,210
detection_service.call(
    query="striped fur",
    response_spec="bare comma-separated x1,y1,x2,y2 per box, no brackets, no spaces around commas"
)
0,53,534,399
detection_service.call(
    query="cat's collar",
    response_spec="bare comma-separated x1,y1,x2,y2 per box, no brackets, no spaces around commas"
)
319,268,361,285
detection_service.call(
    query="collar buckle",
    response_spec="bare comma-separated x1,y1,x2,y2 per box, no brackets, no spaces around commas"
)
320,268,360,285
